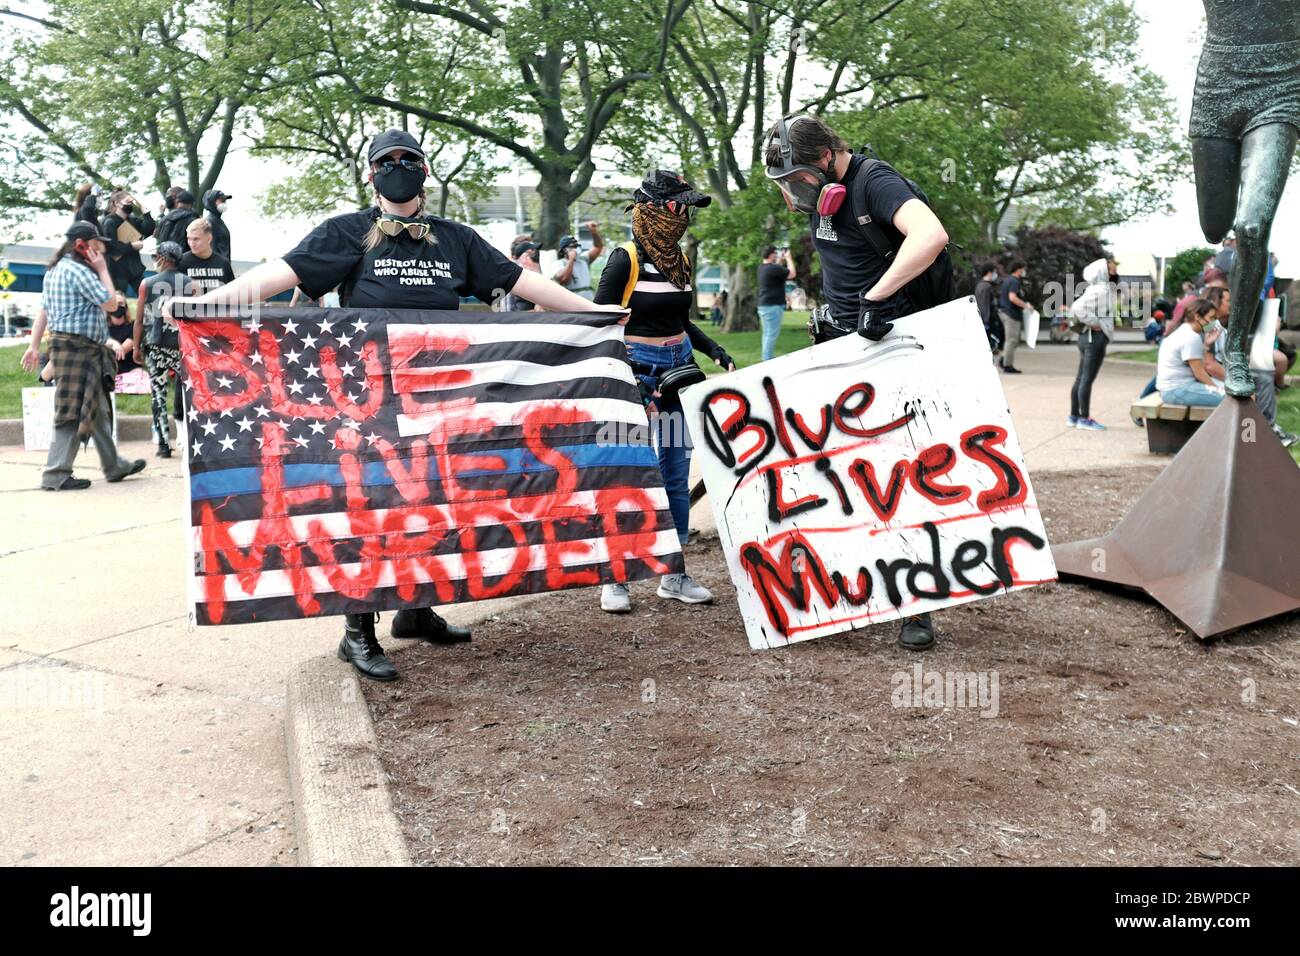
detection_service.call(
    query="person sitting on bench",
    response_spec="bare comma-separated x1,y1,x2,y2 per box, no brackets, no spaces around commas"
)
1156,297,1225,408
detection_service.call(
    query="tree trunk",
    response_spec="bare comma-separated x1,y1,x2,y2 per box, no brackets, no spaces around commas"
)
722,264,758,332
683,232,701,320
535,167,571,249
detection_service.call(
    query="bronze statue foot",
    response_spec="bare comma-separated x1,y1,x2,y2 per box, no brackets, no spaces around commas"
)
1224,351,1254,398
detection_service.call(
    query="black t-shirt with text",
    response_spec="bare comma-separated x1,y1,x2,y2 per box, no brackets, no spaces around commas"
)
180,251,236,297
810,154,916,322
283,208,523,309
758,261,789,307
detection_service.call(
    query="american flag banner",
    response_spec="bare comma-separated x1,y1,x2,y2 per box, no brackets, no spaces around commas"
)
176,307,684,626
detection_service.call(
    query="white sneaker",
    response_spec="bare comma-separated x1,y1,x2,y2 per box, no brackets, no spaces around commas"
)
657,573,713,604
600,583,631,613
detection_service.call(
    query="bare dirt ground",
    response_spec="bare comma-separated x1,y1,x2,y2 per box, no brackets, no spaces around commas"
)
365,466,1300,866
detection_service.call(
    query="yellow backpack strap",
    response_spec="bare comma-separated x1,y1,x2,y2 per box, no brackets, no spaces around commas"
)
620,241,639,308
618,240,639,308
618,243,691,306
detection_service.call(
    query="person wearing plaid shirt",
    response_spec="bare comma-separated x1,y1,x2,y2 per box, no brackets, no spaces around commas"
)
23,222,146,491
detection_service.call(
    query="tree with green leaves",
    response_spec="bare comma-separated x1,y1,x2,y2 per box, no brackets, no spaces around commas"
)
667,0,1181,329
312,0,693,247
842,0,1183,257
0,0,288,230
1163,246,1216,297
249,0,507,220
655,0,1055,329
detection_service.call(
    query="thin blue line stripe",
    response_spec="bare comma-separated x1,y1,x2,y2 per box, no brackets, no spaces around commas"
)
188,442,658,500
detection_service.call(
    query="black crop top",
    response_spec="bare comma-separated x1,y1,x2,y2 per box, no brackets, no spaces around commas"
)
594,245,694,337
594,244,728,364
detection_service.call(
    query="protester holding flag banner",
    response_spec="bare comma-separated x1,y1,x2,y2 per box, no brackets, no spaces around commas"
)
764,113,954,650
168,128,629,682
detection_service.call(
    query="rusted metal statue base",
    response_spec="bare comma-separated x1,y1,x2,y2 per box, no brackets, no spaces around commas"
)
1052,398,1300,639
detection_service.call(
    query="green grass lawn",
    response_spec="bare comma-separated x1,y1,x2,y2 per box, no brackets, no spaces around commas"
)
1111,347,1159,364
0,344,151,418
1278,388,1300,463
699,309,810,374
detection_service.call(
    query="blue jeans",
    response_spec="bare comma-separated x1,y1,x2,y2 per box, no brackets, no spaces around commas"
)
627,337,695,545
758,304,784,362
1160,381,1224,407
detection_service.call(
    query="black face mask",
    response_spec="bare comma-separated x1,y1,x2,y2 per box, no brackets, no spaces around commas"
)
373,164,425,204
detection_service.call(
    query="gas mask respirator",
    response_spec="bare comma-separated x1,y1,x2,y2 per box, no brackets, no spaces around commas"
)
765,115,847,216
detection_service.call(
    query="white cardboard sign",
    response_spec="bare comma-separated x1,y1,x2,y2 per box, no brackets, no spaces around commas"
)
22,387,116,452
680,297,1056,650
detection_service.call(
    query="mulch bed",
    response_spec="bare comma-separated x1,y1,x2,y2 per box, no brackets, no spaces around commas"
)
365,466,1300,865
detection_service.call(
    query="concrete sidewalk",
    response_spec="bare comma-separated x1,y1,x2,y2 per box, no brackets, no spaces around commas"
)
0,344,1159,866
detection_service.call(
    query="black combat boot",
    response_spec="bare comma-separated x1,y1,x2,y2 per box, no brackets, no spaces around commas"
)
391,607,471,644
338,613,398,681
898,612,937,651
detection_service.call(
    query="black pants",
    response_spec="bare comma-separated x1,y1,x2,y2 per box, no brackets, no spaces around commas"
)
1070,329,1108,419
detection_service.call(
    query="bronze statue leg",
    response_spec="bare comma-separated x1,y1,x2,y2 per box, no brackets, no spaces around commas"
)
1223,122,1298,397
1192,137,1241,242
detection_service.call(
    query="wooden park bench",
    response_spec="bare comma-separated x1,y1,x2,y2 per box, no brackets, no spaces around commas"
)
1130,392,1215,454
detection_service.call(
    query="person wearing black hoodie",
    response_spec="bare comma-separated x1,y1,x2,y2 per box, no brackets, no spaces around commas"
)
156,190,199,253
202,189,232,260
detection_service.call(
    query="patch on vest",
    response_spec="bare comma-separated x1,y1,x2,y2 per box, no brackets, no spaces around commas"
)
816,215,838,242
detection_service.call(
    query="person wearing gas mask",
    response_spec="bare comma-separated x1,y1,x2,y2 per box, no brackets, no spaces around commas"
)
203,189,233,260
763,113,952,652
166,129,627,682
592,170,735,615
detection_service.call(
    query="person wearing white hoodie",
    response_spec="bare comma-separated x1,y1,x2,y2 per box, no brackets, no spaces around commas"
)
1067,257,1118,430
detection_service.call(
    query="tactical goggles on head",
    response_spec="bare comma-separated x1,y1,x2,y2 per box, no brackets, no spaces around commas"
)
660,198,700,222
377,216,432,240
764,114,846,216
627,198,698,222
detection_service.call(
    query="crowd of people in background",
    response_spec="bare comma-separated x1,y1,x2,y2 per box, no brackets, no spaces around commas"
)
20,162,1300,502
1141,239,1298,446
965,242,1297,441
20,181,241,482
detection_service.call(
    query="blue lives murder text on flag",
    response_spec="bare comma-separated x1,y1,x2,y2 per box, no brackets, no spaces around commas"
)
177,308,683,625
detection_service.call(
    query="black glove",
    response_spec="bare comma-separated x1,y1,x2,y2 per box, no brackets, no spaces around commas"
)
858,293,902,341
713,349,735,370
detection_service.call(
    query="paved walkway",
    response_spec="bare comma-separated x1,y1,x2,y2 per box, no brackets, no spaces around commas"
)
0,344,1157,866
